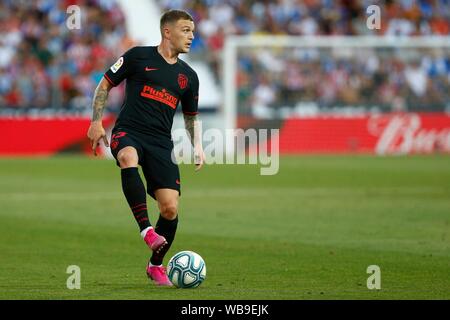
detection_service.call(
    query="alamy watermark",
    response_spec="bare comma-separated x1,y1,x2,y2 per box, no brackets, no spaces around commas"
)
366,5,381,30
171,124,280,176
366,265,381,290
66,265,81,289
66,5,81,30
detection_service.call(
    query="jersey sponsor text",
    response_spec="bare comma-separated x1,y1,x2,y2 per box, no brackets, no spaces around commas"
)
140,85,179,109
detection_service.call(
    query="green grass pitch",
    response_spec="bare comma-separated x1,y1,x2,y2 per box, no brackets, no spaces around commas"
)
0,155,449,299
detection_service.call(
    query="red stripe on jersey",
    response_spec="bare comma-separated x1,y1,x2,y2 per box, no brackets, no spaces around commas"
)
103,74,117,87
183,111,199,115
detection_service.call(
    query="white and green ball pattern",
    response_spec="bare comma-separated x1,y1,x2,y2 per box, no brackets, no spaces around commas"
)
167,251,206,288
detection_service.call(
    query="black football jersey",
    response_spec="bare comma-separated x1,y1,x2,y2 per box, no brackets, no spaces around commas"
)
104,46,199,145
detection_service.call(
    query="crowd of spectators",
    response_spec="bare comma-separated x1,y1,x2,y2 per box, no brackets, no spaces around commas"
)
0,0,133,111
0,0,449,113
161,0,450,114
236,46,450,117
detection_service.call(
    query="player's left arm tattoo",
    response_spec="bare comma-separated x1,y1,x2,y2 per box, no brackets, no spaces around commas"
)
183,114,201,147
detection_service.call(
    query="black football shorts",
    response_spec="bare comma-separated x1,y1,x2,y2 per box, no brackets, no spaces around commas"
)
110,128,180,199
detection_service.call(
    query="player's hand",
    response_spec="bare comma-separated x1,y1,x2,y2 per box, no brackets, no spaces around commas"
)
87,121,109,156
194,146,205,172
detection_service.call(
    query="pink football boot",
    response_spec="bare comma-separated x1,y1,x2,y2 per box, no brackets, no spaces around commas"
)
146,264,173,286
143,228,167,253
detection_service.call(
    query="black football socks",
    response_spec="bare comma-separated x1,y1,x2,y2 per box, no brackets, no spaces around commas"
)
121,167,151,232
150,214,178,265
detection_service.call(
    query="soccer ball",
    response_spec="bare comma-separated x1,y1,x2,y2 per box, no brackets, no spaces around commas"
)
167,251,206,288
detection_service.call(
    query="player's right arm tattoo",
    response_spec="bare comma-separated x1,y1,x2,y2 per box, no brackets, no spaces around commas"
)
91,83,109,121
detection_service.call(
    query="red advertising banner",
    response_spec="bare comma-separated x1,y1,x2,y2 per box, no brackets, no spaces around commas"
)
1,113,449,156
279,113,450,154
1,115,115,156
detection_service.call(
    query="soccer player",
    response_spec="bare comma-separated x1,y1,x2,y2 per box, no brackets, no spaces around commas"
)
87,10,204,286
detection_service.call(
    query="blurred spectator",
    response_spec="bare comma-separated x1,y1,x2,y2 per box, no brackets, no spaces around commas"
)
404,60,428,97
252,75,277,118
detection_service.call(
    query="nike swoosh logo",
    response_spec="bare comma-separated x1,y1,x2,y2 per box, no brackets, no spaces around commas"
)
145,67,158,71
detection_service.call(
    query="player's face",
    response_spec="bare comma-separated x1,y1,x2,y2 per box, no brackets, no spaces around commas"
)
170,19,195,54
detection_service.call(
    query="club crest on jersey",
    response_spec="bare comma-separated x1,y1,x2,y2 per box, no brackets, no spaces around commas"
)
110,57,124,73
178,73,188,89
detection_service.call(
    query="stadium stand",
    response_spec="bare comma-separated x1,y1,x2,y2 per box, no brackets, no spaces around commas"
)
0,0,133,111
0,0,449,113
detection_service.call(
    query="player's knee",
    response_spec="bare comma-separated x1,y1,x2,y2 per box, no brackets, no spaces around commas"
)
160,202,178,220
117,149,138,168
